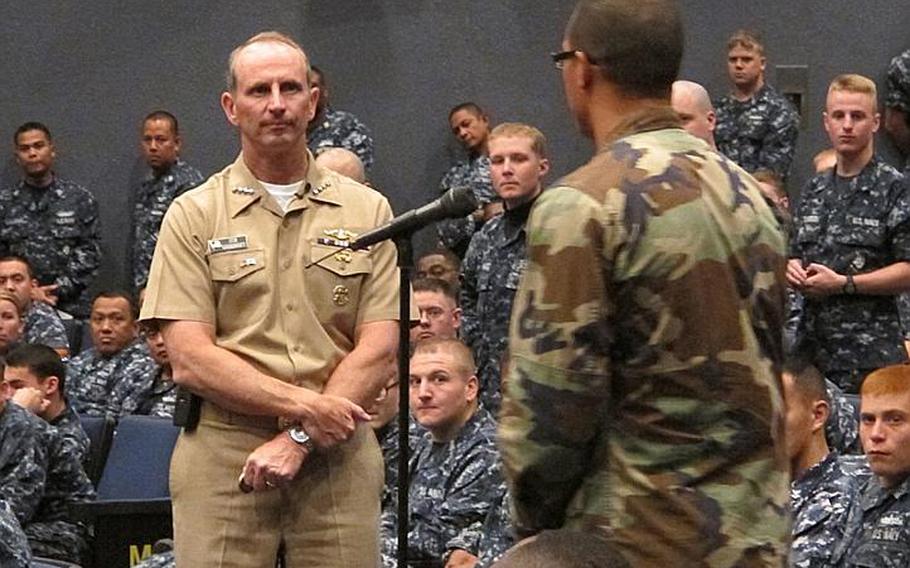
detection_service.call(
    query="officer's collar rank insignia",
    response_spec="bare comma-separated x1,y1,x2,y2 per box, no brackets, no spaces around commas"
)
311,181,331,196
232,186,256,195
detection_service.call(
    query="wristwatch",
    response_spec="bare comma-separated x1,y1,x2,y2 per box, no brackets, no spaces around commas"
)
843,274,857,295
287,426,315,452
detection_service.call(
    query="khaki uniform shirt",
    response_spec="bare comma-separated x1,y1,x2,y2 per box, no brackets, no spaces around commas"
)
140,153,403,393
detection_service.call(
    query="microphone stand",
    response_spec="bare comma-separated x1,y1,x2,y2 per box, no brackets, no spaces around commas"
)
394,234,413,568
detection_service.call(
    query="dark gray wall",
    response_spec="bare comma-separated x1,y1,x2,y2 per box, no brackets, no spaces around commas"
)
0,1,906,294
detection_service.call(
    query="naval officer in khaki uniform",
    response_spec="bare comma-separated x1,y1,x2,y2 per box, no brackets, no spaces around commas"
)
140,31,405,567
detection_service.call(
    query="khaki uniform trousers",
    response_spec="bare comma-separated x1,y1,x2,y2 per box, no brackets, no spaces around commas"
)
170,404,384,567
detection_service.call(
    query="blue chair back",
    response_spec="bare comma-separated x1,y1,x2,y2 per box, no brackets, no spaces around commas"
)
97,415,180,500
78,413,116,487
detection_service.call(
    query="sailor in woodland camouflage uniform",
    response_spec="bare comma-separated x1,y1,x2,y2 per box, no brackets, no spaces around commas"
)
381,339,505,568
0,501,31,568
66,292,157,417
782,355,860,567
0,122,102,319
307,66,375,170
788,75,910,394
837,363,910,567
713,30,799,180
131,110,204,292
436,103,500,258
461,122,549,413
500,2,790,565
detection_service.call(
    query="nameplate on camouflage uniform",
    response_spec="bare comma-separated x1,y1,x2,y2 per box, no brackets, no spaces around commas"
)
55,210,77,225
208,235,249,253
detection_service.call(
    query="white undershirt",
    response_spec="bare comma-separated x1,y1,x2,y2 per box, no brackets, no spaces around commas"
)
259,180,304,212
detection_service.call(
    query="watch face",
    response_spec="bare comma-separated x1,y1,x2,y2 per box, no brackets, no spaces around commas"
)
289,428,311,445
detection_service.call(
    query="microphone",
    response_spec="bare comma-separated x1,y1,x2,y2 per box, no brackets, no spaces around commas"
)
350,186,478,251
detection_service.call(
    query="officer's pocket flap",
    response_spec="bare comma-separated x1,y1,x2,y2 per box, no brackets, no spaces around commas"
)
310,243,372,277
209,249,266,283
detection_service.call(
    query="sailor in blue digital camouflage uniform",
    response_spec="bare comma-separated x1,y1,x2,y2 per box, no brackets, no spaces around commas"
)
436,102,500,258
66,291,157,417
837,363,910,566
307,65,375,170
461,122,549,413
136,320,177,418
7,344,97,564
0,122,101,319
131,110,204,292
0,360,48,528
713,29,799,180
12,396,95,563
380,338,505,568
0,255,70,357
788,74,910,394
6,344,91,464
782,354,860,567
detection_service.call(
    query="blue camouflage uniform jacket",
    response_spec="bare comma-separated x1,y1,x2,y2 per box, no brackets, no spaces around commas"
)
0,501,31,568
23,300,70,351
839,472,910,567
714,83,800,180
790,451,861,567
461,199,535,413
0,401,48,525
131,159,204,291
65,339,158,417
436,155,497,258
790,156,910,391
0,177,101,318
308,107,375,170
381,407,505,567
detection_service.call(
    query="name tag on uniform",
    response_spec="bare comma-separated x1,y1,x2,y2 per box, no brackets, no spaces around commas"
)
208,235,249,253
55,210,76,225
849,217,880,228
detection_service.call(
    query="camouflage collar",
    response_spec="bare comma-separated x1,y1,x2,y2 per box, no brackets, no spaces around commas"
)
864,471,910,510
821,154,886,193
597,105,682,152
795,451,839,487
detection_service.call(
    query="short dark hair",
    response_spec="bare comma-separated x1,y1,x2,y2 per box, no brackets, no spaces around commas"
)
5,343,67,393
92,290,139,320
448,102,488,121
417,247,461,271
14,122,53,146
144,110,180,136
566,0,683,98
783,352,827,404
493,529,630,568
413,277,458,303
0,255,34,278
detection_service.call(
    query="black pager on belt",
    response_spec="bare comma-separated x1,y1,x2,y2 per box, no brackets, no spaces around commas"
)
173,387,201,431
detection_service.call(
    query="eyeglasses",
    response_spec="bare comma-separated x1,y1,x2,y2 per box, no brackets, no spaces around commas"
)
550,50,579,69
